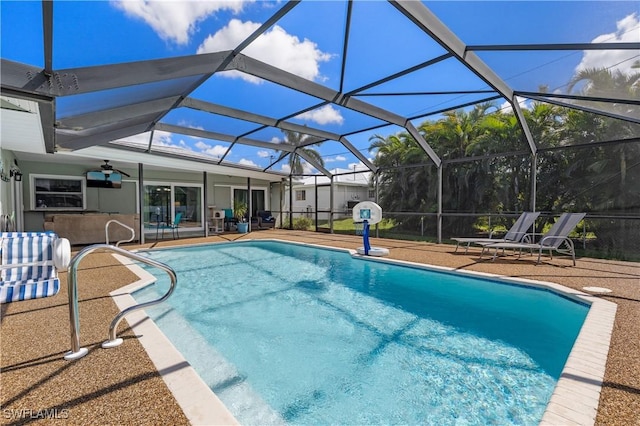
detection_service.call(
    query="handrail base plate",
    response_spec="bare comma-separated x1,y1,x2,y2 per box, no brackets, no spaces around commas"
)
64,348,88,360
102,338,124,349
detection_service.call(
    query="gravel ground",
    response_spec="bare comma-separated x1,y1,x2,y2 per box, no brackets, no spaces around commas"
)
1,230,638,425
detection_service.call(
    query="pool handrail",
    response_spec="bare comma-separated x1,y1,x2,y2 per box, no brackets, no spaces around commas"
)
64,244,177,361
105,219,135,247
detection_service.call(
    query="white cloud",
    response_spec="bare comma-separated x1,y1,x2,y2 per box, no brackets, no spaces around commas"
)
238,158,258,167
499,96,530,114
112,0,249,45
295,105,344,125
576,13,640,76
120,132,153,145
347,162,369,172
271,136,282,144
194,141,209,150
301,161,316,174
325,155,346,163
178,120,204,131
279,161,315,174
257,150,270,158
197,19,333,83
195,140,229,157
151,130,178,147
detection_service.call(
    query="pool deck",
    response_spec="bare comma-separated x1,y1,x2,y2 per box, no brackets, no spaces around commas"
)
1,229,638,425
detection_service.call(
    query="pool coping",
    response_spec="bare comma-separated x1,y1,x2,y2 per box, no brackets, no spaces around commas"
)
112,238,617,426
110,253,239,426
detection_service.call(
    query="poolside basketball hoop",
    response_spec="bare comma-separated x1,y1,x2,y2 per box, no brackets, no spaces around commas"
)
352,201,389,257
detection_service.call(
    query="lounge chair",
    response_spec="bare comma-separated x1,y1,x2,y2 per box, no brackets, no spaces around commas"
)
452,212,540,253
0,232,71,303
479,212,586,266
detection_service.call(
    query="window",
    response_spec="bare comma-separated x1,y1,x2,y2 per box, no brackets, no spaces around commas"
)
31,174,86,211
368,189,376,199
295,190,306,201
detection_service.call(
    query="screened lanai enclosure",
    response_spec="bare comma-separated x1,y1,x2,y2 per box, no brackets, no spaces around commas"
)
1,1,639,259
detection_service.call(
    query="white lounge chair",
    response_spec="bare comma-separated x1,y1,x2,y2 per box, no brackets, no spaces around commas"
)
479,213,586,266
0,232,71,303
452,212,540,253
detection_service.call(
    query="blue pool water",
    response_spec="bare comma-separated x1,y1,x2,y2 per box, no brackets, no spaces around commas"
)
133,240,588,425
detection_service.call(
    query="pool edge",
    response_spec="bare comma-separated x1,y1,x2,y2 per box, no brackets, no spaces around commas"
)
109,253,240,426
116,239,618,426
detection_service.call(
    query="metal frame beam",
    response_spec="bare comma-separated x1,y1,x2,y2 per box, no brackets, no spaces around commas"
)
154,122,296,153
295,149,332,178
23,52,230,96
339,137,377,173
524,94,640,124
468,42,640,51
512,98,537,154
224,55,442,166
182,97,378,172
338,1,354,93
517,90,640,106
56,122,151,150
42,0,53,74
389,1,513,100
388,1,538,154
58,96,180,130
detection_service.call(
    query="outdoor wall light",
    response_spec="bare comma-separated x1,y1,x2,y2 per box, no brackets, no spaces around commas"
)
10,170,22,181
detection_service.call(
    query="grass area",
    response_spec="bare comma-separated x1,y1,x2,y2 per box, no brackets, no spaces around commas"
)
317,217,396,232
291,217,637,262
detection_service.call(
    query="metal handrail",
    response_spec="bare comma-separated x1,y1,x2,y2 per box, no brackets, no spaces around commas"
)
105,219,135,247
64,244,177,361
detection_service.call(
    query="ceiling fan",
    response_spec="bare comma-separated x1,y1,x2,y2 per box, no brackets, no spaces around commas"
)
100,160,130,177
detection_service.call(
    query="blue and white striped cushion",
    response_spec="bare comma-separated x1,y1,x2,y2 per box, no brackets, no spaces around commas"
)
0,278,60,303
1,235,56,281
0,232,57,264
0,232,56,238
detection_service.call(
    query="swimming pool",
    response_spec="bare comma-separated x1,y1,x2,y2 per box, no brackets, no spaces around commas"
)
133,240,589,425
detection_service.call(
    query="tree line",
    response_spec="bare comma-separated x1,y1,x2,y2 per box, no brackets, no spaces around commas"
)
369,68,640,258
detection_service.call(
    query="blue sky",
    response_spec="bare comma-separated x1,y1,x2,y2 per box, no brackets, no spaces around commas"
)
2,1,638,174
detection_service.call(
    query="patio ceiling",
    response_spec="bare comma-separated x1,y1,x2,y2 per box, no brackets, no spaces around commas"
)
1,1,638,178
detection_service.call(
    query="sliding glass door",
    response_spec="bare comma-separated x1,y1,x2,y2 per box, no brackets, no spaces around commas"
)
233,188,266,219
174,185,202,226
144,183,203,231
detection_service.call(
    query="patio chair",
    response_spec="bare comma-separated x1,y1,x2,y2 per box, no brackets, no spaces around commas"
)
479,212,586,266
159,212,183,240
452,212,540,253
0,232,71,303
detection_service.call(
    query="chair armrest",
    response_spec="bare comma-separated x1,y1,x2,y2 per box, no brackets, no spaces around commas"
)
540,235,573,249
521,232,544,243
0,261,54,270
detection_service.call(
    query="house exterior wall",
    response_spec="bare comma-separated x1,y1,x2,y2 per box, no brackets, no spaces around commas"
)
287,183,372,221
13,158,274,233
0,149,17,218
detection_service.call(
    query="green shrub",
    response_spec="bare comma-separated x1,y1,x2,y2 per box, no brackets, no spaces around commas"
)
293,216,313,230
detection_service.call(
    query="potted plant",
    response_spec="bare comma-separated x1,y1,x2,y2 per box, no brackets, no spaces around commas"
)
234,201,249,233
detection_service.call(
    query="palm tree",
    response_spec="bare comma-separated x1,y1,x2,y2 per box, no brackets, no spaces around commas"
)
369,131,431,212
562,67,640,255
279,129,325,176
565,67,640,189
567,67,639,102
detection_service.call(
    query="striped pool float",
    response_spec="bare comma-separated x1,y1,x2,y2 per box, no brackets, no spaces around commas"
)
0,233,62,303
